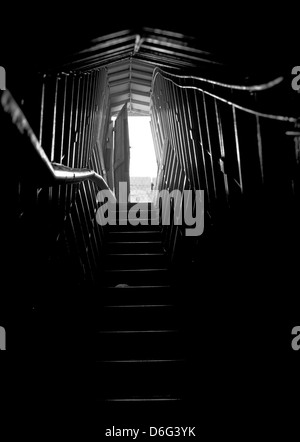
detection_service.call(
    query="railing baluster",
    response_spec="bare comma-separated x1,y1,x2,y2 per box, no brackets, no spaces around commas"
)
202,92,217,200
214,98,229,205
256,115,264,184
50,76,59,162
39,74,46,145
232,106,244,194
193,88,210,207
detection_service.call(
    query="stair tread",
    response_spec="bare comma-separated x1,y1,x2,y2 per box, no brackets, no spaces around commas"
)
100,359,184,363
108,224,161,231
109,231,158,236
101,397,182,402
106,285,171,288
106,241,165,253
107,241,162,244
99,211,184,404
108,233,162,242
107,252,165,256
105,268,168,272
99,329,178,333
96,331,184,359
103,304,173,308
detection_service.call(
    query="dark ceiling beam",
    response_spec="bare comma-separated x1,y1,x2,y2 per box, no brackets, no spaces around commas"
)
131,98,150,107
144,37,211,56
141,44,213,63
131,71,152,81
142,27,193,41
136,51,195,68
108,77,131,88
107,67,130,78
110,97,149,109
131,89,151,98
133,56,181,70
76,35,136,55
131,59,155,70
130,77,151,87
90,29,133,44
65,55,130,72
70,44,135,64
109,89,130,99
62,50,133,71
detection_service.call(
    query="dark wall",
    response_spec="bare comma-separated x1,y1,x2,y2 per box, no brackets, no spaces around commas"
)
1,67,111,353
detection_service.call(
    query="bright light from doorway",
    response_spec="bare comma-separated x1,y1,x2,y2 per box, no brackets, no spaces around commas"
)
128,116,157,178
128,116,157,202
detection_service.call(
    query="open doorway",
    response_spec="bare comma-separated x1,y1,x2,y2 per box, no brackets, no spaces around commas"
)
128,116,157,203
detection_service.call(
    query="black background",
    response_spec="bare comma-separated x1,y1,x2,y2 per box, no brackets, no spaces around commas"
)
0,1,299,438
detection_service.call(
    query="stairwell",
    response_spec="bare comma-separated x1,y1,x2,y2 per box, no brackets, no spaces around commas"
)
96,202,192,424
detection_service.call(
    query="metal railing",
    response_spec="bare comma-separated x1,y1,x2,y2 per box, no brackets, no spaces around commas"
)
150,67,300,266
1,90,114,192
1,66,113,304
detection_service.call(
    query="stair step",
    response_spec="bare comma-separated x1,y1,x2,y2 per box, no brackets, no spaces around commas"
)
99,329,177,334
102,396,181,402
111,202,158,213
98,305,178,330
96,329,184,360
96,360,185,399
97,206,179,411
100,286,174,305
103,303,173,308
104,268,170,286
108,230,162,242
100,358,184,363
97,396,196,426
105,253,168,269
108,205,160,227
104,395,182,402
108,224,161,232
106,241,164,253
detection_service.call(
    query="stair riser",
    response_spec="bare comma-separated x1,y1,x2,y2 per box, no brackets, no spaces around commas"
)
97,400,187,426
108,224,161,232
96,361,184,399
98,205,185,405
106,242,164,254
105,254,168,269
104,269,169,286
100,287,174,306
97,332,184,360
107,231,162,242
99,306,178,330
111,209,159,220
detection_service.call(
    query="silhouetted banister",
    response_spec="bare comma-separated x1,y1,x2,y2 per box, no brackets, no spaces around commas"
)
152,68,297,122
1,89,115,199
153,67,285,92
150,66,300,268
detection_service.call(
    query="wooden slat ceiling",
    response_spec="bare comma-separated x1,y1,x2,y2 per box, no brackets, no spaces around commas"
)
107,58,153,116
61,28,217,116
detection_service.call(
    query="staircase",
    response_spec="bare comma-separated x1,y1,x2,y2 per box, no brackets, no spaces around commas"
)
96,202,192,424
